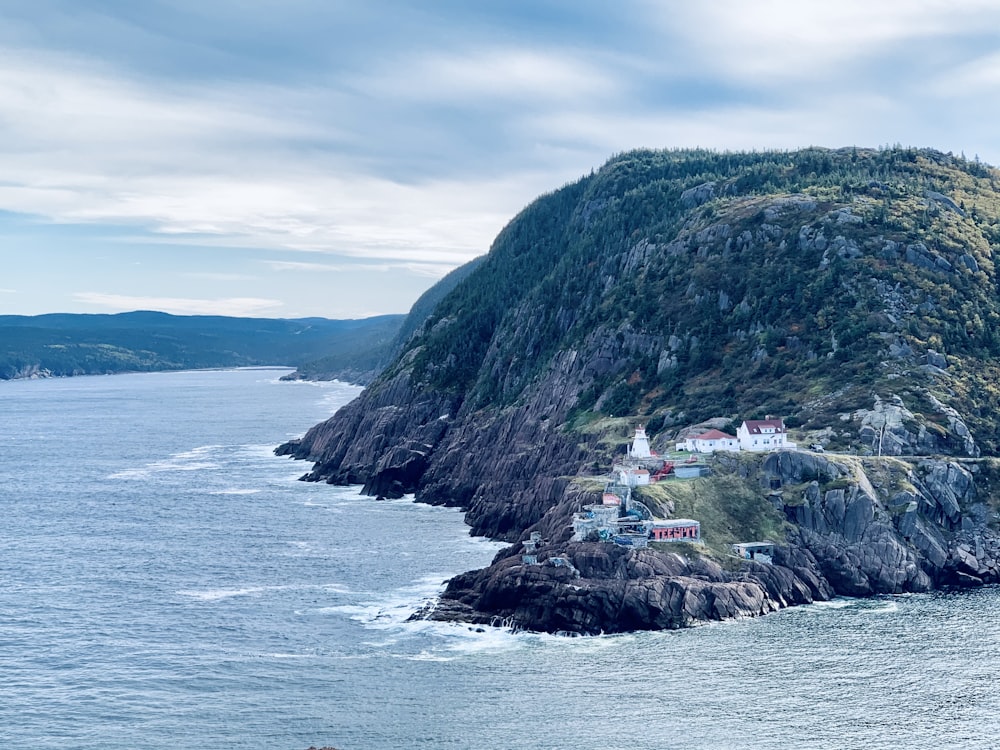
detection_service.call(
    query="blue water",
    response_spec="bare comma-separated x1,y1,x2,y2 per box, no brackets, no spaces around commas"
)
2,369,999,750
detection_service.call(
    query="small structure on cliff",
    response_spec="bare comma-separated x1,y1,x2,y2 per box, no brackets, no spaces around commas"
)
737,418,796,451
628,425,654,459
675,429,739,453
733,542,775,563
650,519,701,542
573,468,701,547
674,418,797,454
522,531,543,565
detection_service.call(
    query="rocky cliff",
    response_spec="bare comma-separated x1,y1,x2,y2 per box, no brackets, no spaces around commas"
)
412,451,1000,635
279,146,1000,633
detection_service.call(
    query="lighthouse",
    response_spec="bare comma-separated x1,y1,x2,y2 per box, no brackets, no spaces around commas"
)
628,425,652,459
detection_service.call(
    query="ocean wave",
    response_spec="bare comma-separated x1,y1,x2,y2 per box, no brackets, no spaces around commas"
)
179,581,352,602
399,651,456,662
806,598,856,610
178,586,269,602
108,445,225,480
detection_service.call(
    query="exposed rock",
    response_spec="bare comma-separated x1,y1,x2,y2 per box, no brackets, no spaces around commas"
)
425,543,830,635
958,253,980,273
3,363,53,380
924,189,966,216
680,181,716,208
926,349,948,369
850,393,977,457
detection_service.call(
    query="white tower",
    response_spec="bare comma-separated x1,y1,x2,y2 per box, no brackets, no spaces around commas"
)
629,425,652,459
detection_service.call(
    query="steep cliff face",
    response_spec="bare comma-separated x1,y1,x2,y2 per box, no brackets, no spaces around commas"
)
760,452,1000,591
279,146,1000,632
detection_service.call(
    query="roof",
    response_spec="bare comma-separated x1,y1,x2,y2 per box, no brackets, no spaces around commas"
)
653,518,701,527
694,429,735,440
734,542,775,550
742,418,785,434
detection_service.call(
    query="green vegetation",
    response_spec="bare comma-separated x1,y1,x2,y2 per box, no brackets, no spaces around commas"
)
0,311,403,380
637,473,788,558
385,146,1000,454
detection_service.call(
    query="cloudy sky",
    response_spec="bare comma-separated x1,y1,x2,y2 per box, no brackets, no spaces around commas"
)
3,0,1000,319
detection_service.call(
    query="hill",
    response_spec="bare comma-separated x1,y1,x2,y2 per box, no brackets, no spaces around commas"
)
285,257,483,384
0,311,404,380
279,147,1000,632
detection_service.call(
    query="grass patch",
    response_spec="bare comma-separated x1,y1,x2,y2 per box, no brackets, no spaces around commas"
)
636,473,788,557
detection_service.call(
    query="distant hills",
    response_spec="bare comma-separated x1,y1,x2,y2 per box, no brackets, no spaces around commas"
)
0,310,404,381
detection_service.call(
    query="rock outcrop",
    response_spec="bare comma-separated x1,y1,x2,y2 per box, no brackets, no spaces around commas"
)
760,451,999,592
420,542,833,635
850,394,979,458
410,451,1000,634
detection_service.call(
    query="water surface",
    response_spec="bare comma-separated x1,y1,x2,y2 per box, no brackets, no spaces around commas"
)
2,369,998,749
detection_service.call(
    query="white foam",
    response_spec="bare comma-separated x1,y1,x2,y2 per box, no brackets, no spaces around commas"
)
178,586,266,601
208,488,261,496
321,583,352,594
108,444,224,480
179,582,350,602
400,651,456,662
808,598,856,610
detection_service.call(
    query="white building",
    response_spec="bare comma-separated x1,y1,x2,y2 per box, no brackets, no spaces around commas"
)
675,429,739,454
619,466,651,487
737,418,796,451
628,425,652,459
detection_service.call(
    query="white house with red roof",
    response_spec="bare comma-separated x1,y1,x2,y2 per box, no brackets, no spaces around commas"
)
675,429,739,453
737,418,796,451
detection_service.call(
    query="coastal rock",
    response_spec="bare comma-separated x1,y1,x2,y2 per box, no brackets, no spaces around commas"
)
427,543,830,635
764,452,990,595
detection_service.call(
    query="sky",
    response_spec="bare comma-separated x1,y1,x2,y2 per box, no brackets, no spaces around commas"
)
3,0,1000,319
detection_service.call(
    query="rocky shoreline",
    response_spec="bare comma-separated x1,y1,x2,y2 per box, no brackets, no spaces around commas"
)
405,451,1000,635
415,541,833,635
280,412,1000,634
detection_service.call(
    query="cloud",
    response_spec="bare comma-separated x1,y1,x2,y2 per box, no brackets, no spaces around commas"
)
0,47,534,267
929,50,1000,97
73,292,284,317
357,46,618,106
6,0,1000,319
649,0,1000,83
261,259,461,277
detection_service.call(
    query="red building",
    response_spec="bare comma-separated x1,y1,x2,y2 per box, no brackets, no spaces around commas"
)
650,519,701,542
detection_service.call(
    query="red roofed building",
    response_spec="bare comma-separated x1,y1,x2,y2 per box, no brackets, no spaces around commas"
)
676,429,739,454
737,418,796,451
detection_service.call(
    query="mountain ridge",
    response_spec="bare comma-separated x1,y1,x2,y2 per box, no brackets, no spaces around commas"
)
0,311,404,380
279,146,1000,632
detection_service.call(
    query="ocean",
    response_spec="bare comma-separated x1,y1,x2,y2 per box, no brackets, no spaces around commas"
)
2,368,999,750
